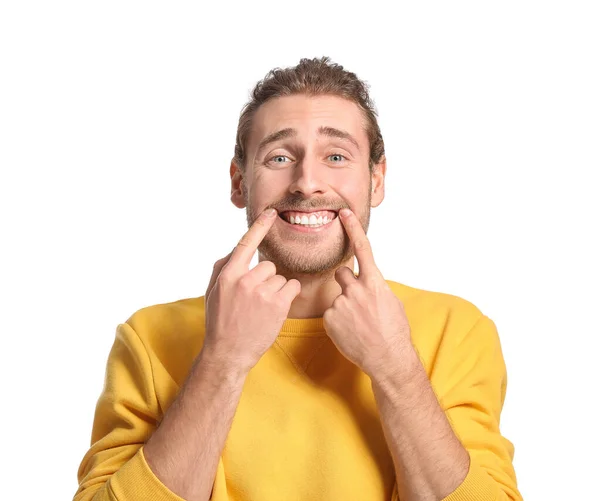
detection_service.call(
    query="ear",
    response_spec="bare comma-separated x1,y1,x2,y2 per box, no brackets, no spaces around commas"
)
230,160,246,209
370,155,386,208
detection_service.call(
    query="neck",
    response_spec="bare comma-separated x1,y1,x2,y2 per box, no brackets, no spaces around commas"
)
258,254,356,319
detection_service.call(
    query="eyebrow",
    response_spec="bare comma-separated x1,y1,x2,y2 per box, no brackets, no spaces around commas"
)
256,126,360,154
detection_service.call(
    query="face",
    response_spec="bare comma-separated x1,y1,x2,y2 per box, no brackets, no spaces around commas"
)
231,94,385,276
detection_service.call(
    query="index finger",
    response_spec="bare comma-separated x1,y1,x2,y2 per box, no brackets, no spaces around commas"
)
231,208,278,270
338,208,380,279
205,249,235,298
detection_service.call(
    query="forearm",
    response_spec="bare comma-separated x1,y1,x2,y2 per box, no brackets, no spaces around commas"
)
371,346,470,501
143,347,248,501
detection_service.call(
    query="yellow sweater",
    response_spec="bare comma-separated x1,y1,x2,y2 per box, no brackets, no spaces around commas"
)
74,279,522,501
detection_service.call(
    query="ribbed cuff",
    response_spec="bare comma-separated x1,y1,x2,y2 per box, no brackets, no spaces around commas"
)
441,456,501,501
107,446,187,501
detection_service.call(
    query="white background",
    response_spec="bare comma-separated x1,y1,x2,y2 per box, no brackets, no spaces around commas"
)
1,1,598,500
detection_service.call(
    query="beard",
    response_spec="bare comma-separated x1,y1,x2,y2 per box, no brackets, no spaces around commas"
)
243,181,372,277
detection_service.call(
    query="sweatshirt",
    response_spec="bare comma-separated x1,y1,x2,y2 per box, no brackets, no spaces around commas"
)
73,279,522,501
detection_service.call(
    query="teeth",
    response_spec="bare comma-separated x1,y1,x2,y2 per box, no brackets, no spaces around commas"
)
286,212,333,227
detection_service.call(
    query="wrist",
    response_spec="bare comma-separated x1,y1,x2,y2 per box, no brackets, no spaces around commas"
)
196,344,252,383
368,343,422,388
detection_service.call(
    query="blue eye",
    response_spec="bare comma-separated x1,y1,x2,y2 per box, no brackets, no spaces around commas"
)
267,154,347,164
270,155,290,163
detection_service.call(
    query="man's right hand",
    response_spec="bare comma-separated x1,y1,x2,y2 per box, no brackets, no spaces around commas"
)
201,208,301,375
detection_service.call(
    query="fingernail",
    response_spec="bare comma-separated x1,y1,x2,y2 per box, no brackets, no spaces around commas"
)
340,208,351,218
265,208,277,216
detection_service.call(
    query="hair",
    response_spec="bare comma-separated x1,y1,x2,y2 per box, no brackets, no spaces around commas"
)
233,56,385,175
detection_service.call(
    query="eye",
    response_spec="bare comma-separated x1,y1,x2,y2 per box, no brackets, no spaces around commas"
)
268,155,291,164
267,153,348,164
329,153,347,163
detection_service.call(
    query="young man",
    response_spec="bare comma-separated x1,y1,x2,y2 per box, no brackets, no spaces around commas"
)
74,57,522,501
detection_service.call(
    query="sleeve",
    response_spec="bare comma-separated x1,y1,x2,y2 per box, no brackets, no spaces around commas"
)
434,314,523,501
73,322,186,501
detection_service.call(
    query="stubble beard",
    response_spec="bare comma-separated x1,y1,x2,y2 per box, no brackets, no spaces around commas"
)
243,182,372,278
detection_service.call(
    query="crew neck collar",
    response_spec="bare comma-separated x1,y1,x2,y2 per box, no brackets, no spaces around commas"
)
279,316,326,336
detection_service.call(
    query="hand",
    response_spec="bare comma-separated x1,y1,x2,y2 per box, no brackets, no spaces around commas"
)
202,208,302,375
323,209,411,377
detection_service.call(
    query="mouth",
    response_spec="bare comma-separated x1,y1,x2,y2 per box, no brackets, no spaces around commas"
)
277,209,338,232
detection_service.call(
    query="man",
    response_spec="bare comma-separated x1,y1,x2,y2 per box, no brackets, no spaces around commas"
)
74,56,522,501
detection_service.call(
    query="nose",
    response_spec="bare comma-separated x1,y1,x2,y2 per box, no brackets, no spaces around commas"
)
288,156,328,197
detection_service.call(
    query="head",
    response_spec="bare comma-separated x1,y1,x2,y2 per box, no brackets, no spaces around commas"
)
230,56,386,277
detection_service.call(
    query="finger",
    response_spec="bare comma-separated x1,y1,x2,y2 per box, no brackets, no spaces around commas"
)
258,274,287,294
205,249,235,297
338,208,379,279
277,278,302,304
231,208,278,271
334,265,357,292
245,260,277,285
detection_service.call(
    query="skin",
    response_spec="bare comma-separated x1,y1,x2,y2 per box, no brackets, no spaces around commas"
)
144,210,302,501
141,93,503,501
227,94,471,498
230,93,386,319
143,204,472,501
322,208,472,500
230,95,470,501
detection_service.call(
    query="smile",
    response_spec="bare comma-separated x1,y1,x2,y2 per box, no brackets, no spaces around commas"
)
277,210,338,233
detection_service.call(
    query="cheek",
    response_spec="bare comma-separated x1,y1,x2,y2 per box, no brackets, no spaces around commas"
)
249,183,284,210
337,182,369,209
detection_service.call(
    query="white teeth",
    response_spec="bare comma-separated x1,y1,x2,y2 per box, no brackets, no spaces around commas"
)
285,212,334,227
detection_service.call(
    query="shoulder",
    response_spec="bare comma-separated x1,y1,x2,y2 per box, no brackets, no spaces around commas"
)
384,278,495,369
385,278,485,325
121,296,207,376
124,295,206,338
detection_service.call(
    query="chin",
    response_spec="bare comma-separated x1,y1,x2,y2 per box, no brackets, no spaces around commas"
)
259,240,352,276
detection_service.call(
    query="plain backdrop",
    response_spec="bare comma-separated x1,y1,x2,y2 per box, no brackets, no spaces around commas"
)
1,1,598,500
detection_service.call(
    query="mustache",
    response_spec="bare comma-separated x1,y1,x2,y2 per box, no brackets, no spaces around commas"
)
267,197,348,213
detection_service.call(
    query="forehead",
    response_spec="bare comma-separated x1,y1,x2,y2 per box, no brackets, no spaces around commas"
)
247,94,368,151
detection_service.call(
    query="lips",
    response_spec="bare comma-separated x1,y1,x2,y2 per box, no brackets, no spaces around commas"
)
279,209,338,221
273,206,344,235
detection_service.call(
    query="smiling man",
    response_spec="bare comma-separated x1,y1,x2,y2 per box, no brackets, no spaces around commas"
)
74,57,522,501
235,93,378,316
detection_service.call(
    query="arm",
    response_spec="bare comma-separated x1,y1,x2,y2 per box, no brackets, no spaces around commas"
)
371,346,470,501
371,315,522,501
323,210,520,500
75,210,298,501
143,345,247,501
73,322,247,501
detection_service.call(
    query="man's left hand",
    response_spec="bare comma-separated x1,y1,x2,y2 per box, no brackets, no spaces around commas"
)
323,208,412,377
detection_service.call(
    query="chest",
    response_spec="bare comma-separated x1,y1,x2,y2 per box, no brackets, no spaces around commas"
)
217,339,397,501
